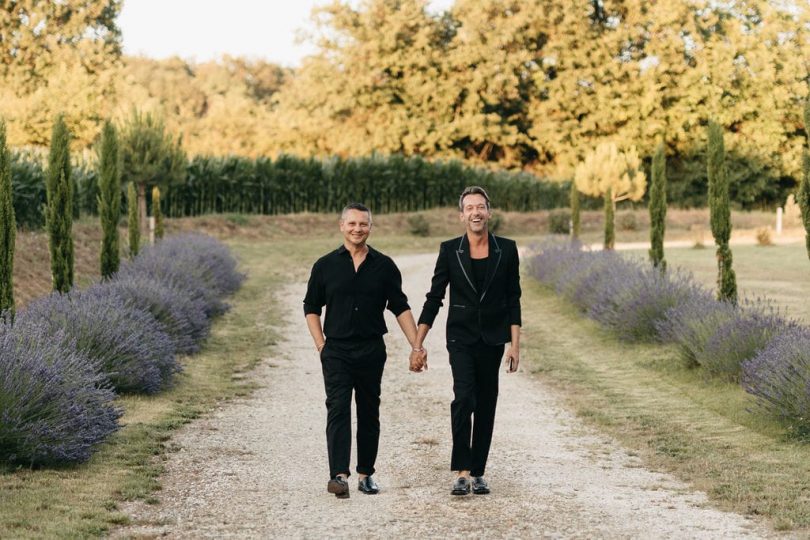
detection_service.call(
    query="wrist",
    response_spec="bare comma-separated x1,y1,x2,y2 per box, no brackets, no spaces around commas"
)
411,346,424,353
316,342,325,352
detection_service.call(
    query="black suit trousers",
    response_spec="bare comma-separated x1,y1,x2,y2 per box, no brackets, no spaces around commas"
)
320,337,386,479
448,340,504,477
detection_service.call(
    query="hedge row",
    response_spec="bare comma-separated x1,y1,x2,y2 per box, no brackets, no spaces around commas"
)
0,234,244,466
529,242,809,431
11,152,591,228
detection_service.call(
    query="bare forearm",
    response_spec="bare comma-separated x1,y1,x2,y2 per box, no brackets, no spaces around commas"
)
395,310,418,347
306,314,325,350
413,323,431,349
510,324,520,348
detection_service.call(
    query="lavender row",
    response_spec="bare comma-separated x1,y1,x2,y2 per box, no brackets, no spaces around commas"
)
528,242,809,430
1,233,244,466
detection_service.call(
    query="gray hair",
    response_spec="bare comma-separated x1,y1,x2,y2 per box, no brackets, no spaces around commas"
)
458,186,491,211
340,202,372,223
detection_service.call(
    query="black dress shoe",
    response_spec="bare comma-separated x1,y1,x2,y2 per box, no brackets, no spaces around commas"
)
327,476,350,499
358,476,380,494
451,476,471,496
471,476,490,495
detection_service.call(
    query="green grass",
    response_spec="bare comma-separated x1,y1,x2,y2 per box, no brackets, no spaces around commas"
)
524,243,810,532
0,240,284,538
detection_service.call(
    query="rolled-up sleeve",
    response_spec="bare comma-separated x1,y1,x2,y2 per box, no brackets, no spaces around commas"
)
303,261,324,316
385,261,410,316
507,244,522,326
418,243,449,327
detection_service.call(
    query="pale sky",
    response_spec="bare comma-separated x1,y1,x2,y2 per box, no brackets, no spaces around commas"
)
119,0,455,67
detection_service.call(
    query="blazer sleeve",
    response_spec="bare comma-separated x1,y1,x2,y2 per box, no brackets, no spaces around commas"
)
507,241,522,327
418,242,450,327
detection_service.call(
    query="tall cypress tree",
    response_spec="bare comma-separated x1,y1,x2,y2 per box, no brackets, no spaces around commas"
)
707,121,737,303
152,185,164,240
127,182,139,259
800,97,810,262
570,181,580,240
649,142,667,269
46,115,74,293
0,120,15,319
603,187,615,250
97,120,121,279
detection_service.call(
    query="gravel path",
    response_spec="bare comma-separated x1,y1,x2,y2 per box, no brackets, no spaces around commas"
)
114,253,772,539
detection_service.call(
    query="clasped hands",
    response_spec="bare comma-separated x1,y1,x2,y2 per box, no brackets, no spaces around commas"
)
409,347,428,372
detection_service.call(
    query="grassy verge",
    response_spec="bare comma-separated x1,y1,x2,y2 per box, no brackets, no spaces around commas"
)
523,279,810,532
0,240,284,538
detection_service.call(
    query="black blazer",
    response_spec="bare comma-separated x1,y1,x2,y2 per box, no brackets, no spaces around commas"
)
418,233,521,346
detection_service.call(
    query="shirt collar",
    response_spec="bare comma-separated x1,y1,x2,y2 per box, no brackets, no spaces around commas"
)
337,244,377,259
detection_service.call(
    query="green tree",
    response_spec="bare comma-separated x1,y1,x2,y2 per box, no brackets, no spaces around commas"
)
97,120,121,279
152,185,164,240
120,110,186,235
800,98,810,261
570,181,580,240
649,142,667,269
127,182,139,259
46,115,74,293
0,1,122,147
574,142,646,250
707,121,737,303
0,120,15,318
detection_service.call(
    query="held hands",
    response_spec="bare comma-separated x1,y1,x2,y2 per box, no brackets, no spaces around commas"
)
409,347,428,373
505,345,519,373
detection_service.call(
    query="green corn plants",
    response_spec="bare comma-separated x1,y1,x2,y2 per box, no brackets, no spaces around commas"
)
707,121,737,303
0,120,15,318
649,142,667,270
46,115,74,293
97,120,121,280
152,185,164,240
128,182,140,259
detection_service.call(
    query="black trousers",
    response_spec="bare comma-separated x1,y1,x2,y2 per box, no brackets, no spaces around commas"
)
448,340,504,477
320,337,386,479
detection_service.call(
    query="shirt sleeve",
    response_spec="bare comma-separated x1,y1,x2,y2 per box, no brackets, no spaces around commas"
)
385,259,410,317
303,260,325,316
418,242,449,327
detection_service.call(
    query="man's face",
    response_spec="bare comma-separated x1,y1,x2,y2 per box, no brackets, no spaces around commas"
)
340,209,372,247
459,193,491,234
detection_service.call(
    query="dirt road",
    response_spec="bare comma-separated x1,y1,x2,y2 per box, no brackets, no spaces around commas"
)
115,253,771,539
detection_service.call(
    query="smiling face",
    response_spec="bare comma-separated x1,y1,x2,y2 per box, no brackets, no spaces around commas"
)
459,193,491,234
340,208,372,248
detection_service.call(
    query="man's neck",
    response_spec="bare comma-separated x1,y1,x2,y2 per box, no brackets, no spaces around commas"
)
344,242,369,256
467,230,489,247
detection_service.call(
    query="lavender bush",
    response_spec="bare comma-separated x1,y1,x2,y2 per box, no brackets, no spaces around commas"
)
656,294,737,367
743,327,810,430
0,324,121,466
15,289,179,394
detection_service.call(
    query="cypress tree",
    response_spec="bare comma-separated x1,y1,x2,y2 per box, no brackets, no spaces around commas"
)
603,187,615,250
152,185,164,240
0,120,15,319
46,115,74,293
97,120,121,279
127,182,140,259
570,181,580,240
707,121,737,303
800,97,810,261
649,142,667,269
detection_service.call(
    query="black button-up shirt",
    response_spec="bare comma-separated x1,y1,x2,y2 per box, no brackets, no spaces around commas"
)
303,245,410,340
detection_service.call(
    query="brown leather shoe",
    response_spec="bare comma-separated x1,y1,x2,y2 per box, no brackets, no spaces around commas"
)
327,476,350,499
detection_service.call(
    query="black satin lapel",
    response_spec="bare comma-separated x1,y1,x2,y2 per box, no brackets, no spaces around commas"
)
480,233,502,301
455,235,477,294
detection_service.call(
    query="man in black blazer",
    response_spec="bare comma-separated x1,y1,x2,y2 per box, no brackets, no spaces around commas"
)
411,186,522,496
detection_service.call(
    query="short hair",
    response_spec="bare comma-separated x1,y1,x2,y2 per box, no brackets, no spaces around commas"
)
340,202,372,223
458,186,491,211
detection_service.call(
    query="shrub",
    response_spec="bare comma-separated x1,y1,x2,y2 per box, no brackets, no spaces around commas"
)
548,209,571,235
743,327,810,431
407,214,430,237
617,211,639,231
15,289,179,394
755,227,773,246
489,212,503,234
656,294,736,367
0,323,121,466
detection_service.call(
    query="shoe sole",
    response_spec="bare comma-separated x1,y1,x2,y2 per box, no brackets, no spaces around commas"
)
358,488,379,494
451,489,470,496
472,489,490,495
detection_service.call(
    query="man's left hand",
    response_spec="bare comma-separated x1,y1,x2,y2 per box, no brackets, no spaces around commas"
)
505,346,519,373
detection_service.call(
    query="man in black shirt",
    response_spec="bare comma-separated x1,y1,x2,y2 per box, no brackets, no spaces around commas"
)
411,186,522,496
304,202,423,499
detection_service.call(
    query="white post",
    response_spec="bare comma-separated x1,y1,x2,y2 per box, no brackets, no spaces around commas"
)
776,207,783,236
149,216,155,245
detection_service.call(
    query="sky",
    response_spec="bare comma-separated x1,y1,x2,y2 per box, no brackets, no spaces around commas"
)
119,0,455,67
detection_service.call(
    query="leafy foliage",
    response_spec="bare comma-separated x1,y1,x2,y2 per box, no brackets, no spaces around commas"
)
97,120,121,279
0,120,15,317
46,115,74,293
707,122,737,303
